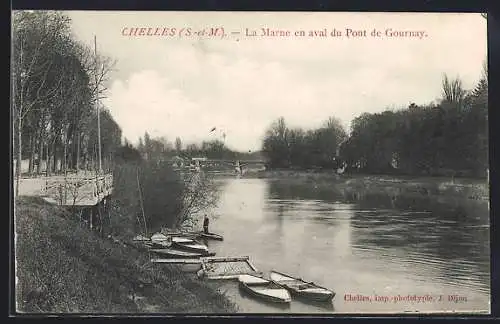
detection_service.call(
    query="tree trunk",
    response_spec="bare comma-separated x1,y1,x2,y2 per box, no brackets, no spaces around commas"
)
51,139,57,174
46,142,50,176
28,134,35,175
63,136,68,174
93,144,97,172
76,132,81,172
15,118,22,197
37,134,44,174
56,135,62,174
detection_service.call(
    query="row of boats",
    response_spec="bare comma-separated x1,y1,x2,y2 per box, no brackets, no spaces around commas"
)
133,231,336,306
134,231,222,258
239,271,335,304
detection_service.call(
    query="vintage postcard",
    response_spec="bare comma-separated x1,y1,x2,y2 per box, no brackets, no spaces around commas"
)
12,10,489,315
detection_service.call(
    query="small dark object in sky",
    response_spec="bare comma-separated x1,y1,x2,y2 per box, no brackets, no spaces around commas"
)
210,127,216,132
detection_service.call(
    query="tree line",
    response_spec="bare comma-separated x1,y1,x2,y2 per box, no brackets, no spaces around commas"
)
119,132,263,163
12,11,122,191
263,116,347,169
262,70,488,178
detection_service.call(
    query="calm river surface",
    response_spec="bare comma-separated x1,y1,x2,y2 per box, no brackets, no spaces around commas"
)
201,177,490,314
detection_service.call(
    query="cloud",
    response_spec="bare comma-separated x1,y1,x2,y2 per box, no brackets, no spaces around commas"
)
72,12,487,151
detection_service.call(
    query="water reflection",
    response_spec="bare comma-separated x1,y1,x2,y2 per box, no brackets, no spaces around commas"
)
208,178,490,313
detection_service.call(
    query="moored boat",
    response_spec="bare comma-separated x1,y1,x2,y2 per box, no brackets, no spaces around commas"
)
269,270,335,302
238,274,291,304
151,241,171,248
151,233,169,242
171,237,195,244
172,241,210,254
151,235,196,248
198,232,224,241
150,248,204,258
162,231,224,241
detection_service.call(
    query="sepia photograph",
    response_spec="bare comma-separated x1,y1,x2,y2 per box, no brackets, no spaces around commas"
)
12,10,489,315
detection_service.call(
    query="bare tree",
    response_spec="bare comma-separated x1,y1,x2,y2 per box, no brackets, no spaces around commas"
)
175,172,221,230
12,11,68,196
78,44,117,106
441,74,467,107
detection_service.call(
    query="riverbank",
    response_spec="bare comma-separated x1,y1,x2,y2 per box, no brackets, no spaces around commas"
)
243,169,489,200
14,196,237,313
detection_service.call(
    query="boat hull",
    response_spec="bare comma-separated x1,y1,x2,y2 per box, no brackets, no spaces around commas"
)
172,242,210,254
239,282,291,304
292,289,335,302
164,231,224,241
171,237,195,244
238,275,291,304
150,248,203,258
198,232,224,241
151,240,171,248
270,271,335,302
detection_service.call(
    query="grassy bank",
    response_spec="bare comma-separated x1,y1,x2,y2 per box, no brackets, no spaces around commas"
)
243,169,489,200
15,196,237,313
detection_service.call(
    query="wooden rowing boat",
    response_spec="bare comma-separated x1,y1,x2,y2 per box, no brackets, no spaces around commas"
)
238,274,291,304
150,235,195,248
150,240,171,248
150,233,171,247
151,233,169,242
162,231,224,241
150,248,204,258
171,237,195,244
172,241,210,254
178,231,224,241
269,270,335,302
198,232,224,241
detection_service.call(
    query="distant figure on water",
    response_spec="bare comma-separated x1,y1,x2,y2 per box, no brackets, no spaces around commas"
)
203,215,210,234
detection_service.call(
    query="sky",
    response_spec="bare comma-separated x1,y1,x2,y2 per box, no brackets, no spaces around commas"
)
67,11,487,152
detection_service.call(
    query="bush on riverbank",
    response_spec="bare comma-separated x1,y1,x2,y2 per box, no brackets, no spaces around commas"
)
15,196,236,313
111,160,220,238
111,160,184,238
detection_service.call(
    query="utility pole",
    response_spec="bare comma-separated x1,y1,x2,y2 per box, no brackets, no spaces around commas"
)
94,35,102,174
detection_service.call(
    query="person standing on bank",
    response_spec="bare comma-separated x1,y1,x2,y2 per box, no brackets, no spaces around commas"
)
203,215,210,234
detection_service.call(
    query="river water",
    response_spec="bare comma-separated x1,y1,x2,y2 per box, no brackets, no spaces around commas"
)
200,177,490,314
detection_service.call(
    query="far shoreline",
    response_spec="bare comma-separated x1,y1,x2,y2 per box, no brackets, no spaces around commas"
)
238,169,489,201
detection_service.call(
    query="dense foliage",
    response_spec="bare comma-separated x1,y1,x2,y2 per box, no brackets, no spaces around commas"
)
262,73,488,178
263,117,347,169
